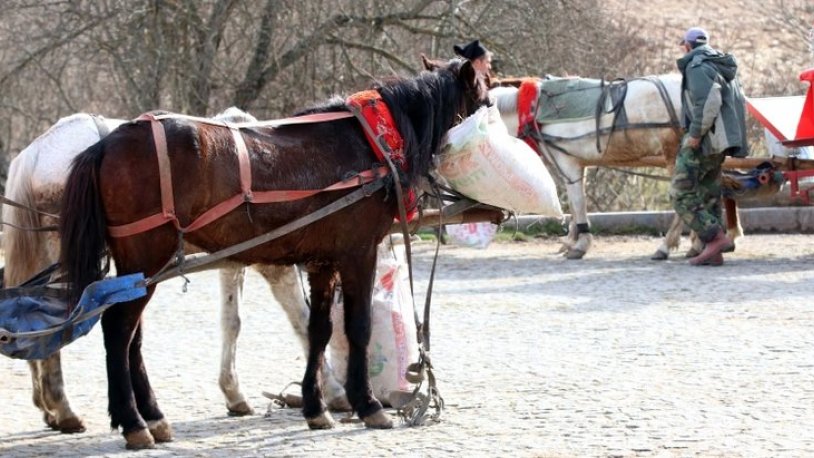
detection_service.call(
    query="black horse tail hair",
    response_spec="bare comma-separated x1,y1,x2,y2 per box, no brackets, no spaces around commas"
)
59,140,109,303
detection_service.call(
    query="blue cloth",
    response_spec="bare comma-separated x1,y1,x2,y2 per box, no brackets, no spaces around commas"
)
0,273,146,360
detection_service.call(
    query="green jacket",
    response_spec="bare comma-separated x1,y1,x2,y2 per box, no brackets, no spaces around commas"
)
676,45,749,157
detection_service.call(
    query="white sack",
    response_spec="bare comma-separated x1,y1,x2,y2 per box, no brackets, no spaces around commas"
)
438,107,563,216
328,236,418,405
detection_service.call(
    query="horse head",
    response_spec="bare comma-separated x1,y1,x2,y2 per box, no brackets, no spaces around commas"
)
422,55,490,121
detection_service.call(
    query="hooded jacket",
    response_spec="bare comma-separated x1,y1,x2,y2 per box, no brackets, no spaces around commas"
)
677,45,749,157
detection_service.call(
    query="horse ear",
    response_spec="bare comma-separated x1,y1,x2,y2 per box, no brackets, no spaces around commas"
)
421,54,438,71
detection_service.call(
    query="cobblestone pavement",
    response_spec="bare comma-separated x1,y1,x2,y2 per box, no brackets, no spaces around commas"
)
2,234,814,457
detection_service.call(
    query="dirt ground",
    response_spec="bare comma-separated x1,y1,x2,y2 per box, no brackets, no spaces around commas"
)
1,234,814,457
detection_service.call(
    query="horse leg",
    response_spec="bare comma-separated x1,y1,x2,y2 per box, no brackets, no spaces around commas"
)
16,216,84,432
724,197,742,245
301,266,339,429
559,159,592,259
101,293,157,450
129,320,172,443
255,264,350,412
651,214,684,260
28,355,86,433
218,266,253,416
337,252,392,429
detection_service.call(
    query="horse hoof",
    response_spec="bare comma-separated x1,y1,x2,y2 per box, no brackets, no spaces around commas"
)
565,249,585,260
650,250,668,261
363,410,393,429
43,413,59,431
327,396,352,413
58,416,86,434
124,428,155,450
227,401,254,417
147,419,173,443
306,412,335,430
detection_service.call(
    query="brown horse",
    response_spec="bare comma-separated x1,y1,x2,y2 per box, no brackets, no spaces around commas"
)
58,58,488,449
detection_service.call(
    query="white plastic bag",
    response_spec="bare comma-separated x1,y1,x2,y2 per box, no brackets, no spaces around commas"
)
328,236,418,405
439,106,563,216
445,222,497,248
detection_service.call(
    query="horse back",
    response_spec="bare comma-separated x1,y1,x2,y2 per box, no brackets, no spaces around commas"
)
97,116,394,267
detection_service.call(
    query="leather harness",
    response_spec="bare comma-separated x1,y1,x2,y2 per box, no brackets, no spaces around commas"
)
108,103,405,238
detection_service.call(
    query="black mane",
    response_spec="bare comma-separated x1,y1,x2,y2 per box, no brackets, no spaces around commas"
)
376,59,468,183
292,59,475,185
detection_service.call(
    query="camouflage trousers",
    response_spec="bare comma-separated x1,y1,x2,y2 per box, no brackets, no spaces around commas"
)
670,143,725,243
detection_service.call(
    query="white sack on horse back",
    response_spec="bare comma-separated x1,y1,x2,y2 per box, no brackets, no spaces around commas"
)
438,106,563,216
328,235,418,405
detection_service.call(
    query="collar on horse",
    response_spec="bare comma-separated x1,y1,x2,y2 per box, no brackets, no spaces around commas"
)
516,78,543,156
346,90,418,222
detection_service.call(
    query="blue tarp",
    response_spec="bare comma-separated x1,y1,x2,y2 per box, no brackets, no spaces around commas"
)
0,273,146,360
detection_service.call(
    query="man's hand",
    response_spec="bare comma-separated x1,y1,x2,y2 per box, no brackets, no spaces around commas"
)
685,136,701,149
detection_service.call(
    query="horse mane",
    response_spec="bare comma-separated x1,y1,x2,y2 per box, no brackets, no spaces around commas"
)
376,59,470,183
288,60,474,185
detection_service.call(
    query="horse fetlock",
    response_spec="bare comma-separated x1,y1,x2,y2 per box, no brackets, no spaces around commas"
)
362,409,394,429
124,428,155,450
306,411,335,430
147,418,173,443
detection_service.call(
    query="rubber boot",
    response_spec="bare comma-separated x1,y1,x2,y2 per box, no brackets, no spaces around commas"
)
688,229,732,266
700,252,723,266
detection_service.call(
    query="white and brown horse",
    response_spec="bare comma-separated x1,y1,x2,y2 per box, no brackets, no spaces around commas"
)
491,75,743,259
1,109,348,433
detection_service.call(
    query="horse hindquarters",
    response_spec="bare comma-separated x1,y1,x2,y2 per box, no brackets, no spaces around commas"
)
4,163,85,432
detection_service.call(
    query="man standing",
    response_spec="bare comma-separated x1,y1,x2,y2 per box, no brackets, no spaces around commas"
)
673,27,748,266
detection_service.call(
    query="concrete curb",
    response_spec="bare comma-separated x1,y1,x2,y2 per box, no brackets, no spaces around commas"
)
512,206,814,234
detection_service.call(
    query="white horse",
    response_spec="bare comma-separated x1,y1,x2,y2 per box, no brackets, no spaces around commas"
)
491,74,742,259
1,109,348,433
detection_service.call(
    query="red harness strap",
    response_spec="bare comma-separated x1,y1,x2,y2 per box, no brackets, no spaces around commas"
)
517,77,543,156
108,112,387,238
346,90,417,221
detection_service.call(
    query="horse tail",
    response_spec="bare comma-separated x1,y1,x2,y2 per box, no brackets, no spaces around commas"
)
59,140,108,302
2,150,47,287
